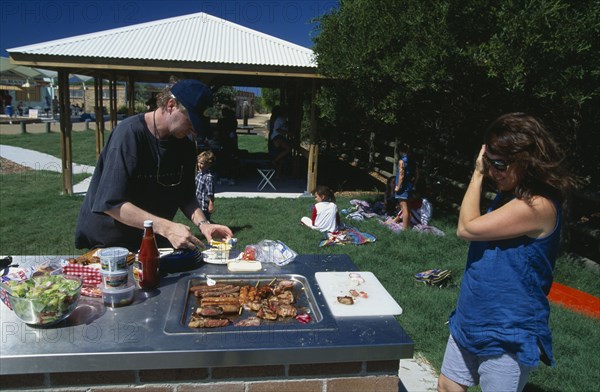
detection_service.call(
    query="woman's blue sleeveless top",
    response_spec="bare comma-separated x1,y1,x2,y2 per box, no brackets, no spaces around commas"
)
449,194,561,367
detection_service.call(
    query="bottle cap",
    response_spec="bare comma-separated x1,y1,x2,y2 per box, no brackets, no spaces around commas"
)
143,220,153,227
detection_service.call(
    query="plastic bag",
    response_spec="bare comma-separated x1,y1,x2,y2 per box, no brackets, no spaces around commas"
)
254,240,297,266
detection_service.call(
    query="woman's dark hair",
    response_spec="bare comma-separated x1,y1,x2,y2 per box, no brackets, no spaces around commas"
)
485,112,578,202
313,185,336,203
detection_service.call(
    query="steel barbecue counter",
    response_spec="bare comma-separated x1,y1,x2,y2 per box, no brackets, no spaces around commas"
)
1,254,414,381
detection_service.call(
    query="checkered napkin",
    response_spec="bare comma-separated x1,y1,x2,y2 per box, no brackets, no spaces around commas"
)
62,263,102,297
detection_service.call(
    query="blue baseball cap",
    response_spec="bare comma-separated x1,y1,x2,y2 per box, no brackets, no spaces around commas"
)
170,80,213,137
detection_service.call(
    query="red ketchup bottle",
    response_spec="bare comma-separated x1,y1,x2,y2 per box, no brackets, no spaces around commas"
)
135,220,160,290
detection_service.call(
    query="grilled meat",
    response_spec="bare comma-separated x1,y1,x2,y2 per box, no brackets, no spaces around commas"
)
275,290,294,304
275,304,297,318
257,285,273,299
234,317,261,327
239,285,249,305
247,286,257,302
189,278,306,328
196,306,223,317
200,297,240,307
257,306,278,320
191,284,240,297
248,300,264,311
188,316,230,328
273,280,295,295
337,296,354,305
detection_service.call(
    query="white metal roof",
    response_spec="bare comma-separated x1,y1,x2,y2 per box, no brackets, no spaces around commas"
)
8,12,316,69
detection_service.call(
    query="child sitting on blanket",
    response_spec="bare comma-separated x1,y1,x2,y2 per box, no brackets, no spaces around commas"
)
385,197,432,227
301,185,341,233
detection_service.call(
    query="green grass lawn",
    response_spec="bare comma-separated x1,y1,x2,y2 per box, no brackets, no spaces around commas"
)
237,132,268,153
1,133,599,392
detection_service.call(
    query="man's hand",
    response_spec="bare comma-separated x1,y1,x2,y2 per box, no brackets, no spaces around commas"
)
163,222,203,250
198,223,234,243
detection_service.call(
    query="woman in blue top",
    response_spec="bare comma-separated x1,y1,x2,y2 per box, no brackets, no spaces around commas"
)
395,142,418,230
438,113,578,392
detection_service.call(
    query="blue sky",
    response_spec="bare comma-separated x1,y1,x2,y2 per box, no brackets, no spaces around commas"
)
0,0,338,57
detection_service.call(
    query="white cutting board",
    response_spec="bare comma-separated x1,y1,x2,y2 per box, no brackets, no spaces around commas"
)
315,271,403,317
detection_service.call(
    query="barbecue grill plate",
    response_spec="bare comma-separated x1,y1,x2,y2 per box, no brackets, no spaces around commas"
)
164,274,336,334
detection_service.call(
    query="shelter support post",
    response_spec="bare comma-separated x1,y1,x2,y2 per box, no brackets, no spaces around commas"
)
94,77,105,158
109,77,117,130
306,79,319,194
307,144,318,194
127,75,135,116
288,80,304,178
58,70,73,196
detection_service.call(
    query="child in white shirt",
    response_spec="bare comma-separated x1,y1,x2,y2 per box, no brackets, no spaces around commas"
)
301,185,341,232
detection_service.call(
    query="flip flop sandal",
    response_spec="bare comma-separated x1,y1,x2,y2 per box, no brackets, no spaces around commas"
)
430,270,452,285
414,269,441,281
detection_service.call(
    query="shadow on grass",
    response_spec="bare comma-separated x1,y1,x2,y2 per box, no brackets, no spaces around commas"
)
228,224,253,234
523,384,562,392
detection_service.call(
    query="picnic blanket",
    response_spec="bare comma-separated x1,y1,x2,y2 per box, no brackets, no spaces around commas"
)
343,198,444,236
319,227,377,247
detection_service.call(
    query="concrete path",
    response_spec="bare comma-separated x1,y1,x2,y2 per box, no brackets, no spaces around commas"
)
0,144,440,390
0,144,95,175
1,144,95,194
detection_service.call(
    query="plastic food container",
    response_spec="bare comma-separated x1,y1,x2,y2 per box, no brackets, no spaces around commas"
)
100,269,128,288
98,247,129,272
101,282,135,308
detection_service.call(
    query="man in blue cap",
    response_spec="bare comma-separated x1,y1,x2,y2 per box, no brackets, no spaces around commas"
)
75,80,233,251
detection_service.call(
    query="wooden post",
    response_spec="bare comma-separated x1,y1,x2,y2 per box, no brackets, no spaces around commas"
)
369,131,375,169
58,70,73,196
45,122,51,133
307,143,319,194
127,75,135,116
94,77,105,159
109,77,117,130
306,79,319,194
20,122,26,134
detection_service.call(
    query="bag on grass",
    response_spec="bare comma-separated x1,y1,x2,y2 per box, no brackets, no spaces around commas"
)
414,269,452,288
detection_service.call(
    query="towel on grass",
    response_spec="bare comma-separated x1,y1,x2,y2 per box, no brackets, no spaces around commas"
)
319,227,376,247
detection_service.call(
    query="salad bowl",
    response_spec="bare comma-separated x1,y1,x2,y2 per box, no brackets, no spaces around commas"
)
6,274,82,326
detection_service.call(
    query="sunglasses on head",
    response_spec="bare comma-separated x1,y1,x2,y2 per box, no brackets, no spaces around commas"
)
483,153,510,172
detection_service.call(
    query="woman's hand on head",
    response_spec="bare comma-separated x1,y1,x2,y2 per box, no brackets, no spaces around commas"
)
475,145,486,175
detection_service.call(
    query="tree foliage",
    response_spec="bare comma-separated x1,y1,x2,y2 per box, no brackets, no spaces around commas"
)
260,88,281,111
313,0,600,188
213,86,237,108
